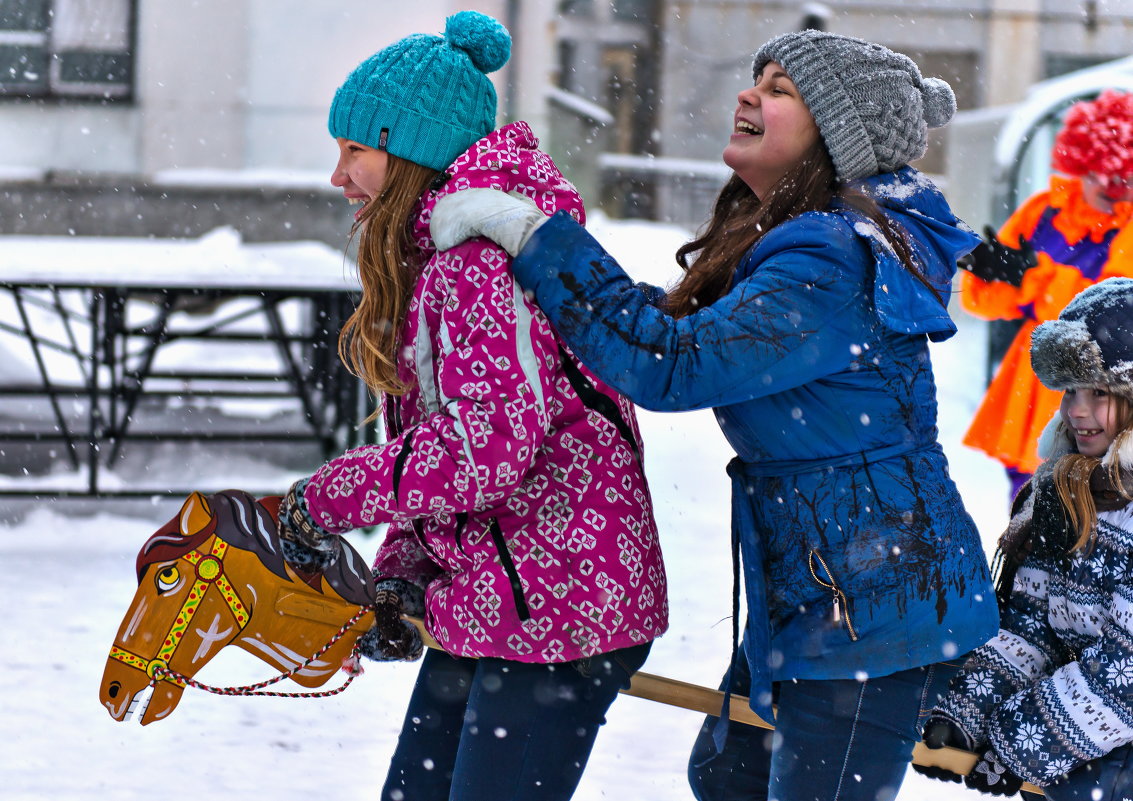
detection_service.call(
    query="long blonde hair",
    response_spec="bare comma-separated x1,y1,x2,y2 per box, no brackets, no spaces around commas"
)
338,155,440,401
1052,394,1133,551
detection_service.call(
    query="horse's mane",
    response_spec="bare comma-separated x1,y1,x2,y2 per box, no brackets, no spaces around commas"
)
135,491,376,609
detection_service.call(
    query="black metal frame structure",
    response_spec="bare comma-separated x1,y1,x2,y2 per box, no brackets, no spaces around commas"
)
1,278,372,497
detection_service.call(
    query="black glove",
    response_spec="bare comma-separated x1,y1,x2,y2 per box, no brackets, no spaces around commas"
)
277,479,337,573
914,716,975,784
965,748,1025,796
958,225,1038,286
356,578,425,662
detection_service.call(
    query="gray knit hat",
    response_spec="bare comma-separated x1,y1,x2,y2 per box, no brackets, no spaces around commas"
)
752,30,956,183
1031,277,1133,399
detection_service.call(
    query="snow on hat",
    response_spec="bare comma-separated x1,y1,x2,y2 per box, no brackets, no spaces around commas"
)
1031,277,1133,399
752,30,955,183
327,11,511,172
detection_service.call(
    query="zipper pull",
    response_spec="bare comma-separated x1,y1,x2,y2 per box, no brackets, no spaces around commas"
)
832,595,842,623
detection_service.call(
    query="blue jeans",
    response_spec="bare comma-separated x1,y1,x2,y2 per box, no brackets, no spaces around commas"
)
381,641,652,801
688,651,962,801
1023,745,1133,801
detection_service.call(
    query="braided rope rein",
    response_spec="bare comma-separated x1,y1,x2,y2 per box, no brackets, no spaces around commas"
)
151,606,372,699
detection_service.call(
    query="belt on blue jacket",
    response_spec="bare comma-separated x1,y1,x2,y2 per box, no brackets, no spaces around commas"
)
734,440,929,477
707,441,930,754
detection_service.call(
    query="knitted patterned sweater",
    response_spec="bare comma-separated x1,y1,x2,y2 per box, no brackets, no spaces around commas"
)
933,426,1133,786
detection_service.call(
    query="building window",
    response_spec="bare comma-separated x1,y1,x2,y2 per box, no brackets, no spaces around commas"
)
611,0,652,21
558,39,578,93
1044,54,1114,80
0,0,134,100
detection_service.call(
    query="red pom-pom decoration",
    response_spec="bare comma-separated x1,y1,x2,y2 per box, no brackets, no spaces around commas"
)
1051,89,1133,181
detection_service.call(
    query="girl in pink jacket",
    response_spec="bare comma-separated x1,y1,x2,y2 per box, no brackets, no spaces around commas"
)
276,12,668,800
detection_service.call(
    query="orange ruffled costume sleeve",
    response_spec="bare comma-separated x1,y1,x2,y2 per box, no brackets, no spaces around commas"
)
961,176,1133,473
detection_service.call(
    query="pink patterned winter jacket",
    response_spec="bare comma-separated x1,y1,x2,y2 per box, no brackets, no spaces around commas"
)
302,122,668,663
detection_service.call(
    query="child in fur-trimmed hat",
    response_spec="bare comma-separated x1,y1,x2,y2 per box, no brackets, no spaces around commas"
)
922,277,1133,796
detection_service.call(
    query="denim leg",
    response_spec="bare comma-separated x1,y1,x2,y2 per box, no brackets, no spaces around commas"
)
688,653,773,801
381,648,477,801
770,662,962,801
688,655,962,801
1034,744,1133,801
448,641,652,801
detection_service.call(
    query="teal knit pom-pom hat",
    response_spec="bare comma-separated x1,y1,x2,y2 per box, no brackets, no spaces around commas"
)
328,10,511,172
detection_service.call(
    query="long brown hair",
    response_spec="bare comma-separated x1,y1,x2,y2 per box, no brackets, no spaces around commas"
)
1052,394,1133,551
665,140,933,318
338,154,440,400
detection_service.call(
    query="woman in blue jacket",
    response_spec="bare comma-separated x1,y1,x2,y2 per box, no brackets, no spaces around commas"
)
430,29,999,801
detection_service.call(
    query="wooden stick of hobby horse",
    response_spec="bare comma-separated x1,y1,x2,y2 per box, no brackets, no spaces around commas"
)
275,596,1040,794
404,618,1042,795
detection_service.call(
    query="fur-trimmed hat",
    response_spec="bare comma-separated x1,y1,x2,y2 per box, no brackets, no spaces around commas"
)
751,30,955,183
1031,277,1133,399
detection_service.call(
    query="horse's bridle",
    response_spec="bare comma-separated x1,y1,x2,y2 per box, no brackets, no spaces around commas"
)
109,537,250,688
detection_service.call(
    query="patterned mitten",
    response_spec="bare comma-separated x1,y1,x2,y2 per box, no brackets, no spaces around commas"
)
277,479,337,572
356,578,424,663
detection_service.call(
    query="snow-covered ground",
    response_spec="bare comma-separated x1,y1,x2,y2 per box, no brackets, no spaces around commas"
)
0,214,1009,800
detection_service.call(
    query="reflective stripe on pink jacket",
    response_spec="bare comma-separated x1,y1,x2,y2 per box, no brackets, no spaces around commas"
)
302,122,668,662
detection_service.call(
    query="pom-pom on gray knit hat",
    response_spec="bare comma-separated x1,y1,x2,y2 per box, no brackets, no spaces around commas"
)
1031,277,1133,399
752,30,956,183
328,11,511,172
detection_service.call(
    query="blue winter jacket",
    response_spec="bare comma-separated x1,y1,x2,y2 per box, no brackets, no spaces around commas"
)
510,167,1000,720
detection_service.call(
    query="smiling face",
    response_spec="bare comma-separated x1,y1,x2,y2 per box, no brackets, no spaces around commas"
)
723,61,821,198
1061,386,1122,457
331,138,390,219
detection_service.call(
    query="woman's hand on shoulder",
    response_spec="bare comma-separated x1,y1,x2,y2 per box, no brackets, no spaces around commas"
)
431,189,550,256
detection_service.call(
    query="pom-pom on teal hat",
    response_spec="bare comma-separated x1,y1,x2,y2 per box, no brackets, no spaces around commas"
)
328,11,511,172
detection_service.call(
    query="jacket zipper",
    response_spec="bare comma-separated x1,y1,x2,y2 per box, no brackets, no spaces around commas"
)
487,517,531,621
808,550,858,641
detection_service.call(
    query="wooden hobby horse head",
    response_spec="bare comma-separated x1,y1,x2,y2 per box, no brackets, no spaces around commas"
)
99,490,376,725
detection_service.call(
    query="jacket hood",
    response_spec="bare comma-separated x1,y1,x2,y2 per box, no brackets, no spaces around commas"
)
413,121,584,245
840,167,979,342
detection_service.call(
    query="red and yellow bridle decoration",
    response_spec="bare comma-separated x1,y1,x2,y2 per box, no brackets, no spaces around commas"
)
109,537,250,687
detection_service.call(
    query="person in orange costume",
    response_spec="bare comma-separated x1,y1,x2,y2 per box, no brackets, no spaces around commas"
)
961,89,1133,501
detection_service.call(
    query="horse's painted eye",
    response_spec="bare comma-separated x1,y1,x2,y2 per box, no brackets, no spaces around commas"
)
155,565,180,593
